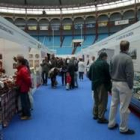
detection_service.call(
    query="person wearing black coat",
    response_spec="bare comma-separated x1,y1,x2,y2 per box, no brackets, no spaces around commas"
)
68,58,75,89
61,60,67,86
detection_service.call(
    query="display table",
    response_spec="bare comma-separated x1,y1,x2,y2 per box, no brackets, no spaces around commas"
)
0,89,17,127
130,72,140,113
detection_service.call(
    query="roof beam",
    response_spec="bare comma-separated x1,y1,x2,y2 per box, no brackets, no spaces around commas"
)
24,0,27,5
59,0,62,5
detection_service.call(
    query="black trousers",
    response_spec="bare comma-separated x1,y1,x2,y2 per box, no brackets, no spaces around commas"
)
61,72,66,85
20,93,31,117
42,71,48,84
79,72,84,80
70,74,75,88
51,75,56,87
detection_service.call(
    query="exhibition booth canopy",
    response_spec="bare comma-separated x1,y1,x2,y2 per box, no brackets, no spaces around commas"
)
78,21,140,64
0,16,53,82
0,16,52,53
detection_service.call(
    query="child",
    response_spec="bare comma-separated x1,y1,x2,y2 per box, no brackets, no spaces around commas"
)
66,72,71,90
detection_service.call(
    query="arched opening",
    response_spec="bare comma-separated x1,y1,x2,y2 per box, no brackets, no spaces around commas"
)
15,18,26,30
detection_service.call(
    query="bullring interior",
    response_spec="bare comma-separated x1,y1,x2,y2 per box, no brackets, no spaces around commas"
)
0,0,140,140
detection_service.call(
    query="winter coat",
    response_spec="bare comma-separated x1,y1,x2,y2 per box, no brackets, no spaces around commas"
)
88,58,112,91
16,65,32,93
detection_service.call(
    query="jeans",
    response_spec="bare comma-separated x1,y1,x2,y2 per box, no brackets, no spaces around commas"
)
61,72,66,85
79,72,84,80
20,93,31,117
42,71,48,84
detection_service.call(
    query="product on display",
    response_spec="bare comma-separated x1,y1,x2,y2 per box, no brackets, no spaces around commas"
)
0,63,17,127
132,72,140,101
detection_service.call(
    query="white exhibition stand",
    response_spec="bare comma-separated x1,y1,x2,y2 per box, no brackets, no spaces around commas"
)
0,38,29,76
79,21,140,62
0,16,53,90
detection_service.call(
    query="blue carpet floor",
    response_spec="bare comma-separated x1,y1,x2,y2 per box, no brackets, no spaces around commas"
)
3,77,140,140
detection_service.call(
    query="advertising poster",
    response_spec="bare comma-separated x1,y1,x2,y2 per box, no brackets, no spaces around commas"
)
29,60,33,67
34,60,40,67
35,54,39,59
29,54,33,59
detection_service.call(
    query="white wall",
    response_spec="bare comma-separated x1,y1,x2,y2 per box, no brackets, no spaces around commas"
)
29,48,42,70
0,38,29,76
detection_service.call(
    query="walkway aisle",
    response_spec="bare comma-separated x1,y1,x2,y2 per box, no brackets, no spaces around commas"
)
4,77,140,140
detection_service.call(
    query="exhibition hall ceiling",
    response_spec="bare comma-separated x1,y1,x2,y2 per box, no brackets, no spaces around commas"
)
0,0,138,14
0,0,120,8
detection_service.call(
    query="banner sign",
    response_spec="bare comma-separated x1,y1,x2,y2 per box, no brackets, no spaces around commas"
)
18,26,25,30
51,25,60,30
40,26,48,30
86,23,95,28
63,25,71,30
115,20,129,26
28,26,37,30
116,31,134,40
98,22,108,27
75,24,83,29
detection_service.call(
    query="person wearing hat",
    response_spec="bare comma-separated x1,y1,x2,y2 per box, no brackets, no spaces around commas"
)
88,52,112,123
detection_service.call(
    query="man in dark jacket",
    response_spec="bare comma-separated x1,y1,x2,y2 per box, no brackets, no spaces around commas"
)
50,54,57,68
88,52,112,123
68,58,75,89
40,58,50,85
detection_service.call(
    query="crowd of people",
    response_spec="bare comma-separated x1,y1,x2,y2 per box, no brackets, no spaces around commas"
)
40,55,86,90
13,40,135,135
13,54,87,121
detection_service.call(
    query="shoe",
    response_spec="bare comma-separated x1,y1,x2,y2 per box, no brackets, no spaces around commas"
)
108,123,118,130
120,129,135,135
93,116,98,120
21,116,31,120
98,118,108,124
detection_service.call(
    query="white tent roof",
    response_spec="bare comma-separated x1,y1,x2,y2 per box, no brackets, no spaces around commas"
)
0,16,53,54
